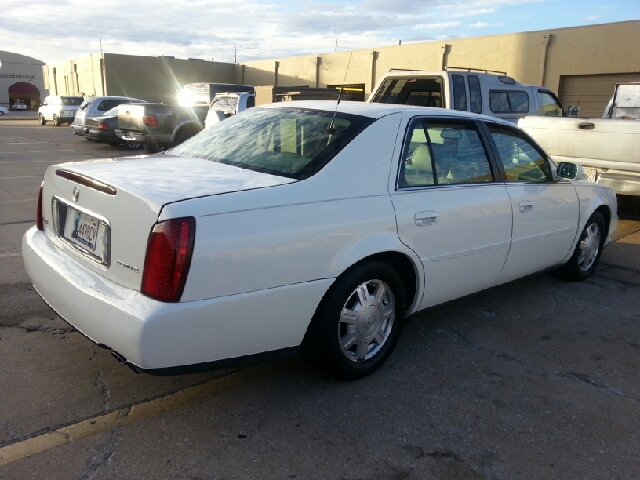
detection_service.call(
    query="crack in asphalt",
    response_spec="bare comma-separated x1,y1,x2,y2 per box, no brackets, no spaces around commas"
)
79,427,119,480
0,322,75,335
442,328,640,405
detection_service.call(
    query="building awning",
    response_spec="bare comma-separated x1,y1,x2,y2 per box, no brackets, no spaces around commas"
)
8,82,40,94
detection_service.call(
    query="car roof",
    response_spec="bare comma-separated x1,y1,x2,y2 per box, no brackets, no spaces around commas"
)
260,100,516,126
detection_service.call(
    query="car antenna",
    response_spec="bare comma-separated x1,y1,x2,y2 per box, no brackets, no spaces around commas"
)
327,53,353,134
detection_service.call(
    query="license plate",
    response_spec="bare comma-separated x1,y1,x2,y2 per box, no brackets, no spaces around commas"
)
71,212,100,251
53,198,110,266
583,168,598,182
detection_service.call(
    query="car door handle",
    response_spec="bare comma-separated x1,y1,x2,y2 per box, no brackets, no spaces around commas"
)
578,122,595,130
519,201,533,213
414,211,439,226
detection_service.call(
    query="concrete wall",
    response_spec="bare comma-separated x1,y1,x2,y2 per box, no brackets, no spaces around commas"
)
0,51,46,109
40,20,640,109
44,54,238,105
103,54,237,104
240,20,640,97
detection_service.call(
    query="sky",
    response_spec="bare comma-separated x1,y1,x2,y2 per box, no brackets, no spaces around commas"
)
0,0,638,65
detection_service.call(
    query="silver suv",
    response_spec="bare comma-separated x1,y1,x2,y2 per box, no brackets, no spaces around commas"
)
38,96,84,126
71,96,146,136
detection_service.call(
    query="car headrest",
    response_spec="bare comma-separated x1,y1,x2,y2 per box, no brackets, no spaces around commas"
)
412,144,433,174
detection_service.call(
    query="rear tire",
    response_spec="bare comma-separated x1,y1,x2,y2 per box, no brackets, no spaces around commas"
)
53,114,60,126
304,261,406,380
144,143,161,154
173,128,199,146
559,211,605,281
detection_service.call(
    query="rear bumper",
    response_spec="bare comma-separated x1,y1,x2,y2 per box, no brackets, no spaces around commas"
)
116,130,171,145
22,226,326,370
71,124,87,136
85,129,119,143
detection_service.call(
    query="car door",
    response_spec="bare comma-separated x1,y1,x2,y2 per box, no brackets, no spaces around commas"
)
391,116,513,309
485,123,580,283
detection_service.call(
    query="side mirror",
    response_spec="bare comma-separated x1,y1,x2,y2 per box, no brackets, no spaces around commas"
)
566,106,580,117
556,162,584,180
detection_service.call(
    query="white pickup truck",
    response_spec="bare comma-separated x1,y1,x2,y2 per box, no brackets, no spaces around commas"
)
204,92,255,129
520,83,640,196
367,68,564,122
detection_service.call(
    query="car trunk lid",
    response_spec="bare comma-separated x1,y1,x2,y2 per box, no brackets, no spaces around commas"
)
41,155,295,292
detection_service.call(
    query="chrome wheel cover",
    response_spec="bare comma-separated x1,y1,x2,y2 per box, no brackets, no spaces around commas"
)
338,279,396,362
578,222,601,272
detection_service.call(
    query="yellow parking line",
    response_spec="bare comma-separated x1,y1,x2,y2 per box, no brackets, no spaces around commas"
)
0,368,252,467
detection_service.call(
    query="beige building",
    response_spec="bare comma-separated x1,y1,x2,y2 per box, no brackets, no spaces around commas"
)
0,51,46,110
44,20,640,117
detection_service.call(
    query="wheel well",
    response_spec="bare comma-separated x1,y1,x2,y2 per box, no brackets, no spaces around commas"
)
595,205,611,241
173,124,202,143
301,251,419,353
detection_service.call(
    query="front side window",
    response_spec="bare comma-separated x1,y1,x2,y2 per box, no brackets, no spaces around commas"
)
489,91,529,113
169,107,374,180
489,126,551,182
537,90,563,116
398,119,494,188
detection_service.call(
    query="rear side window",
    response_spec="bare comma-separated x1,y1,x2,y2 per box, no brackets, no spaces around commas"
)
489,91,529,113
452,75,467,111
398,118,495,188
468,75,482,114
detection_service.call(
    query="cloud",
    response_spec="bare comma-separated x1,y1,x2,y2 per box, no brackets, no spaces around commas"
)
0,0,628,66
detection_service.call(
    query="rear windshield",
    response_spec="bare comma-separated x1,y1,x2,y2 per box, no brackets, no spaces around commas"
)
61,97,84,106
370,77,444,107
168,107,375,180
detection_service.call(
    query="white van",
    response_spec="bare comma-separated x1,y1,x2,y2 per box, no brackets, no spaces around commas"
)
367,69,563,121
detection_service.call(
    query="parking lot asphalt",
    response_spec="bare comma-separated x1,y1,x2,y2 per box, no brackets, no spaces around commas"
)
1,119,640,479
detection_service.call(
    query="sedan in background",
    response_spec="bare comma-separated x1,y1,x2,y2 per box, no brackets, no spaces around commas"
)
71,96,146,136
84,106,141,149
22,102,618,380
0,106,8,115
12,102,28,111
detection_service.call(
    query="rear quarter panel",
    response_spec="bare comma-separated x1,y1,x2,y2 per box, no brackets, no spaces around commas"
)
161,113,422,303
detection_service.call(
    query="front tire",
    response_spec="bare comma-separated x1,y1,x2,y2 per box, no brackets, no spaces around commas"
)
559,211,605,281
305,261,406,380
39,114,46,125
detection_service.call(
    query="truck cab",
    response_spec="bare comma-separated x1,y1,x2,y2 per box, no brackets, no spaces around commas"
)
368,69,563,121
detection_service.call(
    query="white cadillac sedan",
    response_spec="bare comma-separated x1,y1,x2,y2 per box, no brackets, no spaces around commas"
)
23,102,618,380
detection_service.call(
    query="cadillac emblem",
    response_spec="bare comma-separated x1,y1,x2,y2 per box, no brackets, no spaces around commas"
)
72,187,80,202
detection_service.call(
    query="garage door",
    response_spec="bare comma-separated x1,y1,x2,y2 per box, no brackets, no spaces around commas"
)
559,73,640,118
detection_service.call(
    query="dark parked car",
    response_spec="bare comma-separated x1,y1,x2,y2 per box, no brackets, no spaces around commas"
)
84,106,142,150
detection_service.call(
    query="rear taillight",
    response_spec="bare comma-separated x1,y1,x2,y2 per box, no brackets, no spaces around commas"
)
98,121,109,130
140,217,195,302
143,115,158,126
36,183,44,231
